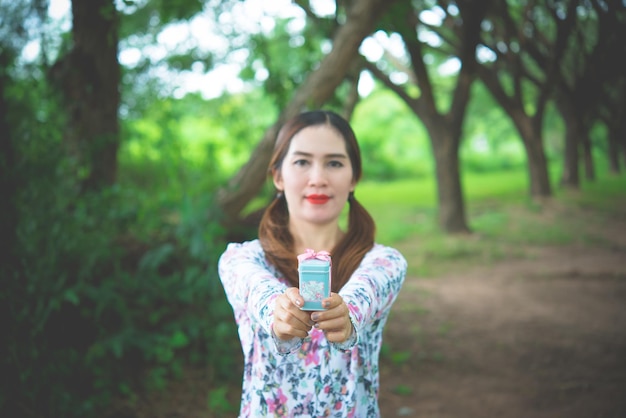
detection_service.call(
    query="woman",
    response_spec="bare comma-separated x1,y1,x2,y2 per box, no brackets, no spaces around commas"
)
218,110,407,417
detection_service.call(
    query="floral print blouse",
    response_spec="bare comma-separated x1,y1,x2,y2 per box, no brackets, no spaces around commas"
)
218,240,407,418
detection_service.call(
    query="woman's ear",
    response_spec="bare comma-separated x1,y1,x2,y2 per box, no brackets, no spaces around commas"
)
272,168,283,191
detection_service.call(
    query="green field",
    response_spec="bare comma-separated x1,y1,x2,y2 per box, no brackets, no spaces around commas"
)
357,168,626,277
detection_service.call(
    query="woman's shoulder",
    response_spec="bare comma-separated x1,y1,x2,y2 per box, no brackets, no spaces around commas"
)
220,239,265,263
224,239,263,252
364,243,407,267
369,243,405,258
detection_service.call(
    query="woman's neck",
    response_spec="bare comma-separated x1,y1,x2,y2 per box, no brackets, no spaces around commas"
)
289,220,344,255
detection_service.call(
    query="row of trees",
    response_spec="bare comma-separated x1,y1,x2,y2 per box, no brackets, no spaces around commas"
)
221,0,626,232
9,0,622,234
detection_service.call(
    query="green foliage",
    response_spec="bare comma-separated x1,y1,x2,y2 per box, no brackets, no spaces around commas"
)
165,49,214,72
2,80,239,418
4,169,237,417
207,386,239,416
118,90,277,195
240,17,328,109
119,0,205,38
353,87,434,180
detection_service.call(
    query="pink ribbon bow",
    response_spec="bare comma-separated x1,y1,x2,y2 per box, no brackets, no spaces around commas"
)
297,249,331,263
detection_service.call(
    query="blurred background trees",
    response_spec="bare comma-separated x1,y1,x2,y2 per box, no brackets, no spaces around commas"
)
1,0,625,416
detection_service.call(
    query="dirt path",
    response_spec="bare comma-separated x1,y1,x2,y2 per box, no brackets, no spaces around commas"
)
379,229,626,417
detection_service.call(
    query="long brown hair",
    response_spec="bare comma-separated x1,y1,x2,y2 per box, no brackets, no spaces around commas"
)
258,110,375,292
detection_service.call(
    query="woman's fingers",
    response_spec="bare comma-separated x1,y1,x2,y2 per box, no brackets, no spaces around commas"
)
273,288,313,340
320,292,342,310
273,290,353,342
311,293,353,342
285,287,305,308
314,316,353,343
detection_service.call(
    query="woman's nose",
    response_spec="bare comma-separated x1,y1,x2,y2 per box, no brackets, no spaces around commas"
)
308,163,328,185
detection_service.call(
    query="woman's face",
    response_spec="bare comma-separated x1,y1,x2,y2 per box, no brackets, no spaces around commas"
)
273,124,356,226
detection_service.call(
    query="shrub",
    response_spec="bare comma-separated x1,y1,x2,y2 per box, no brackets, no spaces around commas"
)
2,150,238,417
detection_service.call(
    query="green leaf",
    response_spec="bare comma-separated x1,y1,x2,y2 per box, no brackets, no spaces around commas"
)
64,289,80,305
170,330,189,348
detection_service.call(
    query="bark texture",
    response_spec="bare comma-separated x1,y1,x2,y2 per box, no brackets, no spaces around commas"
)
50,0,120,191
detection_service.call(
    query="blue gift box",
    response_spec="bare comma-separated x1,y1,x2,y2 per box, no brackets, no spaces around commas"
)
298,258,331,311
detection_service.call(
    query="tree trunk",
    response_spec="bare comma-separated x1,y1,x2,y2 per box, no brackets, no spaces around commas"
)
430,126,468,233
555,99,580,189
617,119,626,172
561,128,580,189
621,135,626,171
342,67,361,121
525,136,552,197
608,125,620,174
360,0,487,234
0,50,17,271
607,115,624,174
477,68,553,198
49,0,120,191
515,114,552,197
367,48,472,233
216,0,396,221
581,134,595,181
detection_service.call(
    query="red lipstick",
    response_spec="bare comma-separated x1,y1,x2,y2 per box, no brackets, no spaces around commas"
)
306,194,330,204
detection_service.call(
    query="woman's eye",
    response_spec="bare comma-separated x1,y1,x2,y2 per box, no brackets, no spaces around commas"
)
328,160,344,168
294,159,309,166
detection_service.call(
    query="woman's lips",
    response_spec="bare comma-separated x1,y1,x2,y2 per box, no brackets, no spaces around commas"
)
306,194,330,204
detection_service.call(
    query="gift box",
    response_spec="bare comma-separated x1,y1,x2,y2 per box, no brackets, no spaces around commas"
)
297,250,331,311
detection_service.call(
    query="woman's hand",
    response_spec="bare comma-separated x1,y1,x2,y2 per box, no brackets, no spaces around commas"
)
273,287,314,340
311,293,353,343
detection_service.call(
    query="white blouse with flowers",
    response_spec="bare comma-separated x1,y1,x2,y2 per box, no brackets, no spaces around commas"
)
218,239,407,418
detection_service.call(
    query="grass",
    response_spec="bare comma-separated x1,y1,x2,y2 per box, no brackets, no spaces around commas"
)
358,169,540,244
358,168,626,277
